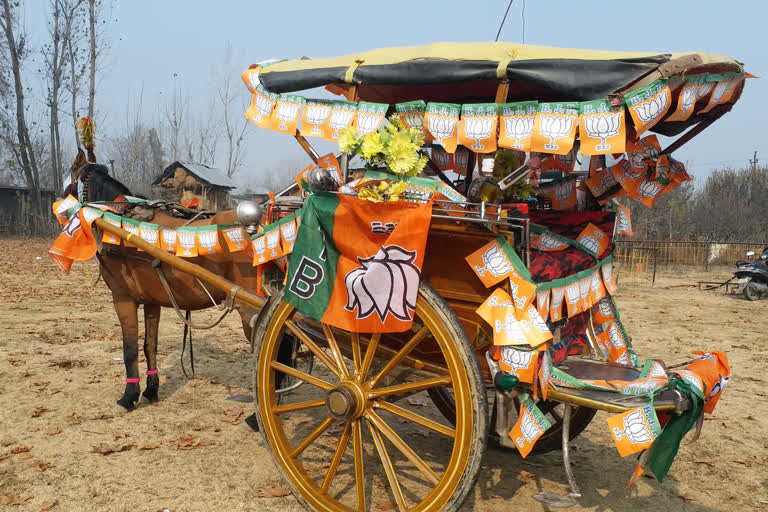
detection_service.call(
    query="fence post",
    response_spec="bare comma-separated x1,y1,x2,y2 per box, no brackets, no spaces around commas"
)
705,241,710,272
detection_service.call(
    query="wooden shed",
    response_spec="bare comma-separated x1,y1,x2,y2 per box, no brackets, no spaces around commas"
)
152,161,236,210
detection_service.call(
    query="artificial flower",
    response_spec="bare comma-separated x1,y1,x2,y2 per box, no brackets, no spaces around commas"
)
338,126,359,153
360,131,384,159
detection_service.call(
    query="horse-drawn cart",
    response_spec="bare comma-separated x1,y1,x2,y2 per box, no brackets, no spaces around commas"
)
51,42,741,511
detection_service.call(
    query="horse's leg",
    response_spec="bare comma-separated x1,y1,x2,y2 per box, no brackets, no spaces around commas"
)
142,303,161,403
114,296,140,410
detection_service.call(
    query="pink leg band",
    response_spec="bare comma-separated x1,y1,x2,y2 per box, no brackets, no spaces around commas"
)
125,378,140,384
146,370,158,376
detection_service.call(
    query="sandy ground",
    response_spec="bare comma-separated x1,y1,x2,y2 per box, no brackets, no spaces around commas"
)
0,238,766,512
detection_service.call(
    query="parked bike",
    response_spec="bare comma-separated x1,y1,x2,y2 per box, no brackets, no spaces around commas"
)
735,248,768,301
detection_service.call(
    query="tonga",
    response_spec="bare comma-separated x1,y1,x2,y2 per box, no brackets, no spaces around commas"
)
93,42,742,511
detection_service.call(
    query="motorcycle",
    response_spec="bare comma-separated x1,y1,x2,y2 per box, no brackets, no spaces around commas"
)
735,248,768,301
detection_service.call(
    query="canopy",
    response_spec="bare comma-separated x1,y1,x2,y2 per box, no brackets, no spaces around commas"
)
256,42,743,106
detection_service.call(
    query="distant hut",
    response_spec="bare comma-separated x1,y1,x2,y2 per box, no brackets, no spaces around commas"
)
152,161,235,210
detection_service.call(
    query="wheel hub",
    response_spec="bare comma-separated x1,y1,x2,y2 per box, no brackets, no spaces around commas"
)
326,382,365,420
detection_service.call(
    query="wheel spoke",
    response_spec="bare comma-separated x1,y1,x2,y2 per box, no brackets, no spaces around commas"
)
321,422,352,494
359,332,381,381
270,361,334,391
368,420,407,512
366,410,440,486
368,375,452,399
369,326,429,388
290,416,335,459
352,419,366,512
373,400,455,438
351,332,362,374
285,319,341,378
273,399,326,415
322,323,349,378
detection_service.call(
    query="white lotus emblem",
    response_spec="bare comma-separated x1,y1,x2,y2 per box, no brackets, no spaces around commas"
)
198,230,219,253
305,103,332,136
503,115,535,149
356,112,382,135
697,82,713,99
162,229,177,250
532,233,567,251
280,222,297,252
501,348,533,371
612,409,654,445
464,116,494,150
679,87,697,112
583,113,622,151
637,180,663,199
123,222,140,238
516,410,545,447
177,230,196,256
253,236,267,263
608,323,625,350
539,114,575,151
474,244,512,277
265,229,282,257
427,115,457,145
565,283,580,307
140,227,159,245
597,298,613,318
432,150,452,169
254,92,276,121
401,112,425,132
578,230,604,255
632,89,669,125
614,351,630,365
223,228,245,250
617,208,631,233
275,100,301,131
329,105,356,138
494,312,526,342
553,181,575,203
344,245,420,322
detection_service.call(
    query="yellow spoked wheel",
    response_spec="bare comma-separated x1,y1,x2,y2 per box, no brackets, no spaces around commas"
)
252,283,488,512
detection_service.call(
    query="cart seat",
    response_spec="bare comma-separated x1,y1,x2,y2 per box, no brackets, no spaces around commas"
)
547,357,691,415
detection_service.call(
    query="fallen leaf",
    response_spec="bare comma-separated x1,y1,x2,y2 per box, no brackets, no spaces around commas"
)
32,461,48,472
138,444,159,450
68,413,79,424
92,442,134,456
731,459,748,465
32,406,47,417
693,460,715,466
373,478,388,489
679,492,695,501
21,371,31,377
10,446,31,454
44,427,61,436
255,486,291,498
519,470,535,479
489,495,502,499
302,461,330,472
113,433,129,439
375,502,396,511
17,454,32,460
223,407,243,425
40,500,58,510
0,493,29,505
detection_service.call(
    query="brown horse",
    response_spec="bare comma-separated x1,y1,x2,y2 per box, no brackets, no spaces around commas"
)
75,164,261,410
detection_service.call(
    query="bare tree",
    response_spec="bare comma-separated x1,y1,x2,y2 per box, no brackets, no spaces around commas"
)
0,0,42,213
163,75,188,162
216,44,248,177
87,0,96,119
62,0,87,148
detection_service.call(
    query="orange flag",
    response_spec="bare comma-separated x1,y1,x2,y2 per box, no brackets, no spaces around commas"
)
160,228,177,252
531,102,579,155
616,205,633,235
602,262,617,295
498,101,537,152
579,100,626,155
686,351,730,413
270,94,305,134
459,103,498,153
466,238,518,288
624,79,671,136
576,223,609,257
606,405,662,457
138,222,160,248
175,226,199,258
498,346,539,383
666,75,706,122
300,99,333,138
52,195,79,225
509,396,552,458
101,212,121,245
425,103,460,153
324,101,357,141
221,225,247,252
475,288,515,324
549,287,565,322
48,206,102,274
197,226,223,255
354,101,388,136
536,290,550,322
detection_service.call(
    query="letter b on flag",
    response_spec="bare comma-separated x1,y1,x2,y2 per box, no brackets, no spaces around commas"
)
289,256,324,299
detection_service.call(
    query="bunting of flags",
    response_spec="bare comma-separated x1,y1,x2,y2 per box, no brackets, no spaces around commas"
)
242,67,745,157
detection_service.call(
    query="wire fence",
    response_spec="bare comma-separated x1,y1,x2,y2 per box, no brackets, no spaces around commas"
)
614,239,768,271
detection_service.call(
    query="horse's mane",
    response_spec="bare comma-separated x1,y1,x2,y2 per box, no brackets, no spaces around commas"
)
81,164,132,203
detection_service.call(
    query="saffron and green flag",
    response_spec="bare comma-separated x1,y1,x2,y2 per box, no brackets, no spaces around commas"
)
284,192,432,333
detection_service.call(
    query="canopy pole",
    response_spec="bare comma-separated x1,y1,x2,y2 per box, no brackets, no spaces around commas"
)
494,81,510,104
661,108,729,155
340,85,359,183
293,133,319,164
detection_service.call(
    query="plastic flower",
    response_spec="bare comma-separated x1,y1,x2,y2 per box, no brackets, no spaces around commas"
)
377,181,389,192
385,132,419,176
388,180,408,199
408,128,426,148
338,125,359,153
360,131,384,160
413,155,429,176
358,187,383,203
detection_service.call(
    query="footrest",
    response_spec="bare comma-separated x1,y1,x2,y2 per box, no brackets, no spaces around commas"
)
546,358,691,414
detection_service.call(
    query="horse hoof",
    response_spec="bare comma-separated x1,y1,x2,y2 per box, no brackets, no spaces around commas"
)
142,390,159,403
117,396,137,411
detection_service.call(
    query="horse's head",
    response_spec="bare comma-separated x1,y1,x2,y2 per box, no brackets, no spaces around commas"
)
64,160,132,203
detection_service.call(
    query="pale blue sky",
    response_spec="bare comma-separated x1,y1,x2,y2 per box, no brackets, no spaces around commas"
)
23,0,767,188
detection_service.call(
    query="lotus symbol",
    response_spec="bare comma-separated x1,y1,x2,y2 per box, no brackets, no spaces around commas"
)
579,279,591,307
305,103,332,135
602,264,613,287
198,230,218,253
62,214,82,237
632,89,669,125
254,92,276,121
329,106,356,138
427,115,457,144
565,283,580,306
124,222,140,239
344,245,421,322
679,87,697,112
224,228,244,249
275,100,301,131
140,228,159,245
532,233,567,251
597,298,613,318
247,68,261,92
614,351,630,365
516,409,545,447
697,82,714,99
591,271,603,296
265,229,281,257
162,230,177,250
454,151,469,173
501,347,533,371
280,222,297,252
402,112,425,132
709,81,728,105
432,150,452,169
578,230,604,255
598,171,618,194
613,409,653,445
474,244,512,277
464,116,494,150
637,180,663,199
539,114,574,151
554,182,575,202
494,312,526,341
356,112,381,135
522,310,550,334
177,231,196,256
608,323,625,350
253,236,267,263
503,115,535,149
583,113,622,151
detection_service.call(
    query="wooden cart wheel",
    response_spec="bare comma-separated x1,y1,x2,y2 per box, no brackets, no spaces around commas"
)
252,283,488,512
428,387,596,456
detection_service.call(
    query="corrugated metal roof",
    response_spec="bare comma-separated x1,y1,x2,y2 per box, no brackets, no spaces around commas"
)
154,161,236,189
